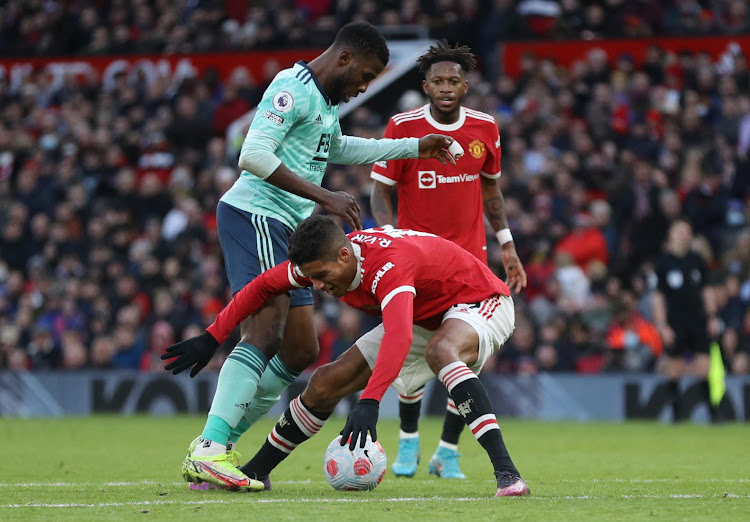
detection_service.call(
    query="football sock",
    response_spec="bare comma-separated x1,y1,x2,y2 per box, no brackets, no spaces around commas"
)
241,395,330,478
398,389,424,434
438,361,518,475
440,398,464,445
202,343,268,445
667,379,681,422
229,355,301,443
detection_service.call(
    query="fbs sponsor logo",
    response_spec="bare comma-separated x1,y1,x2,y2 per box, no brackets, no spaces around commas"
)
263,110,284,126
371,261,395,293
418,170,480,189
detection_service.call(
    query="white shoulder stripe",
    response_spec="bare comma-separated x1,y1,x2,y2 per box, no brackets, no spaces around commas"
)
392,107,423,120
465,107,495,118
465,112,496,123
381,285,416,309
392,114,425,126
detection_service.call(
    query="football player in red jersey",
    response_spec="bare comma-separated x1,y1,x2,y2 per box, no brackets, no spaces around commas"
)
370,41,527,479
163,215,530,497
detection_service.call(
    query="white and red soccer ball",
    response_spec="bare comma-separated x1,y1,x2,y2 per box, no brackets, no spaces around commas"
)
323,435,387,491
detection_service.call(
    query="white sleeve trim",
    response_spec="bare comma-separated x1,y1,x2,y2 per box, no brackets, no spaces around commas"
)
370,172,397,186
480,170,502,179
288,264,305,288
380,285,416,310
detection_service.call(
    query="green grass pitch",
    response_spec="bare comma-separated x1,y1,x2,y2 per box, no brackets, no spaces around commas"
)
1,415,748,520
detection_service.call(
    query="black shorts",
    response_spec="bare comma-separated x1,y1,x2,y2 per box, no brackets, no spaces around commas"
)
665,320,710,357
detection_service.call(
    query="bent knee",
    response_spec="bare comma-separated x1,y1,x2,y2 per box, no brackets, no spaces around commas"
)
281,344,320,372
302,365,339,410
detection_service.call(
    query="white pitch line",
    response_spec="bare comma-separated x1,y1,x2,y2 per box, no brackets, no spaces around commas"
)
2,494,749,508
0,480,311,487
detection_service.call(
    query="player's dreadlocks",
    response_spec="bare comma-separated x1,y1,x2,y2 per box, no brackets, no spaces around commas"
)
416,40,477,76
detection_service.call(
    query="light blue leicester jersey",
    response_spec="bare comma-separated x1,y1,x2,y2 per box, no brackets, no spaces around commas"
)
220,62,338,229
221,61,417,230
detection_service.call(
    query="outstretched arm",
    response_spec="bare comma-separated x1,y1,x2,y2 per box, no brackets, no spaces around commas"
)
161,262,308,376
481,175,527,293
207,261,307,343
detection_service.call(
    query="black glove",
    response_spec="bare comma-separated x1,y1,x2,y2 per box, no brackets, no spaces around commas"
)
340,398,379,450
161,331,219,377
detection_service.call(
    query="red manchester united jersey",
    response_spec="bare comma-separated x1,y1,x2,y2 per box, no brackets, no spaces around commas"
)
371,105,502,264
207,227,510,401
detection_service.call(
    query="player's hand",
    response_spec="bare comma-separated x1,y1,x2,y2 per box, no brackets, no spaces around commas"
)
322,190,362,230
502,243,527,293
340,398,379,450
161,331,219,377
418,134,457,165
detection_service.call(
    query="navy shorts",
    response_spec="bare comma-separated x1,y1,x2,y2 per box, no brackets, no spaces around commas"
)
217,201,313,308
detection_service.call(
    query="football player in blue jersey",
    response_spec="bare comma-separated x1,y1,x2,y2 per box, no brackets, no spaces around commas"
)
162,21,456,491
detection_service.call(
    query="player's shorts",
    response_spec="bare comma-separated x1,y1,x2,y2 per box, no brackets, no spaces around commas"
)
216,201,313,307
356,294,515,396
665,319,710,356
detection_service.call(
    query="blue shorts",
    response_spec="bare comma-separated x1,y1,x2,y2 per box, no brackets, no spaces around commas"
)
217,201,313,308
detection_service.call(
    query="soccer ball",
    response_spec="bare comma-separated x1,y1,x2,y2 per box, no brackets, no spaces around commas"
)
323,435,387,491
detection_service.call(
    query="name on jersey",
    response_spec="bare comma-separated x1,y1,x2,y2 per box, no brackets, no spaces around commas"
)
263,110,285,126
350,233,392,248
418,170,480,189
371,262,395,293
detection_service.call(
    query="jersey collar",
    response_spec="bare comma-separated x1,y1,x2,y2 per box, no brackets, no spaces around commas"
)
423,104,466,131
348,242,363,291
297,61,331,106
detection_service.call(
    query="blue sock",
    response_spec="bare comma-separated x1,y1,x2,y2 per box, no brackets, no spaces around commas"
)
202,343,268,444
229,355,301,442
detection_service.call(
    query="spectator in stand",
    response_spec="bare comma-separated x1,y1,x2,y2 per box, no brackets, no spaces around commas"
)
605,290,662,372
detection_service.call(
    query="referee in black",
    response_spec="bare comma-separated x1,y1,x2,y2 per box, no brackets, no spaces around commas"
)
652,218,718,422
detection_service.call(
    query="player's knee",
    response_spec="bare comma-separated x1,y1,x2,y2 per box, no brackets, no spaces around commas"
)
302,365,340,410
282,343,320,372
424,340,454,374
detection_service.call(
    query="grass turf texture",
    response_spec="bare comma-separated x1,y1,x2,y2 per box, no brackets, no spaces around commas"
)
1,416,748,520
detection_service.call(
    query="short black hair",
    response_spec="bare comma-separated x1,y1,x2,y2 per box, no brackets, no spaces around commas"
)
417,40,477,77
289,215,348,266
333,22,389,66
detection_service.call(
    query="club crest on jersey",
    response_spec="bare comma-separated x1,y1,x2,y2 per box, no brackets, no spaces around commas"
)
418,170,436,189
468,140,486,159
272,91,294,112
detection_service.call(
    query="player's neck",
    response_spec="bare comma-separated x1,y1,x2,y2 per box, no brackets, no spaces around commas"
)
428,104,461,125
308,54,336,98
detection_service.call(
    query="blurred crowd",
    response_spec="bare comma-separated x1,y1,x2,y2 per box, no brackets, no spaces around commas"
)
2,2,750,377
2,0,749,62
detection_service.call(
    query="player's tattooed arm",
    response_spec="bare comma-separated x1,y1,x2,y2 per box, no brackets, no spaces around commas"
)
481,176,508,231
481,175,527,293
370,181,395,226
